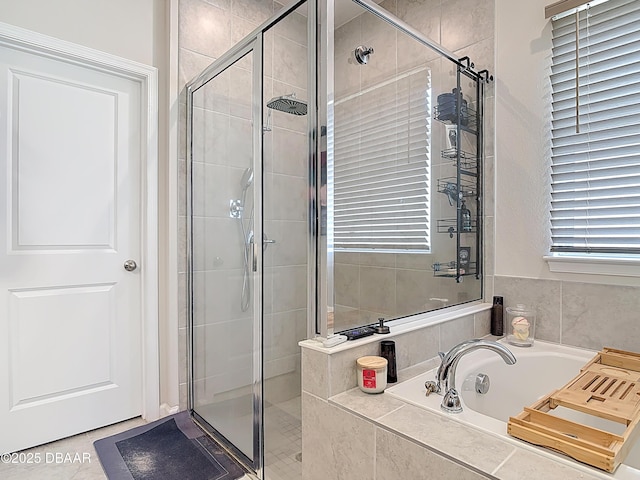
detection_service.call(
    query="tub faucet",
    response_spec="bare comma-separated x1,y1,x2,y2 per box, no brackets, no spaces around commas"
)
425,339,516,413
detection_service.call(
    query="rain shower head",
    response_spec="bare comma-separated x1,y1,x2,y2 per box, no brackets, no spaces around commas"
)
266,93,307,116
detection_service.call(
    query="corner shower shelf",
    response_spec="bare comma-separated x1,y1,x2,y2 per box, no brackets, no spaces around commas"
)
432,261,477,278
436,218,477,236
433,66,484,284
508,347,640,473
440,149,478,176
437,177,476,200
433,102,478,134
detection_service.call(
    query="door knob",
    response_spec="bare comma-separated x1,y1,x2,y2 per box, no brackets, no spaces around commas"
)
124,260,137,271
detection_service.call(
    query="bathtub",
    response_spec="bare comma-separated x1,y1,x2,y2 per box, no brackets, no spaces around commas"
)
386,340,640,479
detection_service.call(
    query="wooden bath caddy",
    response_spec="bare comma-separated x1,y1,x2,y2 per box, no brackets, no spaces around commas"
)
507,347,640,472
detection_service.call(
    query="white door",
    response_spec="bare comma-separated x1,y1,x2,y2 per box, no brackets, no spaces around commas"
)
0,37,143,454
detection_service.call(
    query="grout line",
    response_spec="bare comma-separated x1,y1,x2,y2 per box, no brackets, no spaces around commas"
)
375,403,405,421
559,280,563,344
490,447,517,476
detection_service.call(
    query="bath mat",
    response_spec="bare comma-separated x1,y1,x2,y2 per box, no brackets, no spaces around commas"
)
94,411,247,480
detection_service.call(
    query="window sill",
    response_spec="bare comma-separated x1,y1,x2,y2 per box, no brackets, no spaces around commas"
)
544,254,640,277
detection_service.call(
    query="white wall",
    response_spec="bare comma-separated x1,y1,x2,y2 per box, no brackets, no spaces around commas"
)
495,0,553,280
0,0,160,66
494,0,640,287
0,0,178,410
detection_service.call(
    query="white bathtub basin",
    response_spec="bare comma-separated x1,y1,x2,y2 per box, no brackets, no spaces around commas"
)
386,340,640,479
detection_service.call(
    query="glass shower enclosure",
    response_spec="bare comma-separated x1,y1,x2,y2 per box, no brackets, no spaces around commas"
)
186,0,491,478
186,1,314,478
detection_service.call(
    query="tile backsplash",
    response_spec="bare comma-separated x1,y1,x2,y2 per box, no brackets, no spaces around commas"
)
494,275,640,352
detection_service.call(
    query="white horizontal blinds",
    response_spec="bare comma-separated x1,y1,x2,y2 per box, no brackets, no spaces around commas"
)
550,0,640,253
334,69,431,252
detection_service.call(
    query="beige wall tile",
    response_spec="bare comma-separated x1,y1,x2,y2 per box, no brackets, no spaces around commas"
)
494,449,601,480
494,276,562,343
302,393,375,480
359,266,396,315
378,403,515,473
440,0,494,51
270,220,308,267
562,281,640,351
179,0,231,58
231,0,273,24
272,265,308,313
474,308,491,337
273,35,308,89
179,47,215,91
395,268,430,316
440,314,475,352
331,388,405,420
376,428,487,480
302,348,329,398
265,309,306,361
393,325,440,370
273,7,308,46
272,128,308,177
335,263,360,308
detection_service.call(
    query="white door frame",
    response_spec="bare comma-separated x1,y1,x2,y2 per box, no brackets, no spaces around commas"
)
0,22,160,421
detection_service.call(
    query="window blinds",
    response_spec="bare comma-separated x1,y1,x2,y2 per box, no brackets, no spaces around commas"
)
333,69,431,252
550,0,640,254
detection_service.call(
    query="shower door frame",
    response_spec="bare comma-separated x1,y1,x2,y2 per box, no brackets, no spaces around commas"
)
185,0,318,475
186,36,264,473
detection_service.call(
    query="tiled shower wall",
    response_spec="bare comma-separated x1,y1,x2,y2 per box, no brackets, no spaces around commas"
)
178,0,308,410
332,0,496,331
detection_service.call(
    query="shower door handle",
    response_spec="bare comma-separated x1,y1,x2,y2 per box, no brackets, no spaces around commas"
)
252,242,258,272
250,233,275,271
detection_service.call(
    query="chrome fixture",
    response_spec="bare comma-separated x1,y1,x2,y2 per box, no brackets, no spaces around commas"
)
230,167,254,218
230,167,277,311
123,259,137,271
248,231,276,252
263,93,308,132
475,373,490,394
230,199,243,218
267,93,307,115
425,339,515,413
354,45,374,64
228,167,254,312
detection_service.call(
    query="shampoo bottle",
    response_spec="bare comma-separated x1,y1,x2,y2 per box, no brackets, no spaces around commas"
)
491,296,504,336
460,200,472,232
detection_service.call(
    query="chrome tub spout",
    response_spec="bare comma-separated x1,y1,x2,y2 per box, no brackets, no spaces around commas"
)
426,339,516,413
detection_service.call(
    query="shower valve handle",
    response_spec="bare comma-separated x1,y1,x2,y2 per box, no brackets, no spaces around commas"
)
249,232,276,250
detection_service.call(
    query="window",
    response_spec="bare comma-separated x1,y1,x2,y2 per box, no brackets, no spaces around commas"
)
549,0,640,255
333,68,432,253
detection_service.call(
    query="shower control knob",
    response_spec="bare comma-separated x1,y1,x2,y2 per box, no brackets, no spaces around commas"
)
124,260,138,272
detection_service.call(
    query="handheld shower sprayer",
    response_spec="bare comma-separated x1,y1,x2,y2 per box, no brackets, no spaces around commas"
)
240,167,254,206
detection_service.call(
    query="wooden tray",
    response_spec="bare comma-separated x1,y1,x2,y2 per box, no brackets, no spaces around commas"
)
508,348,640,472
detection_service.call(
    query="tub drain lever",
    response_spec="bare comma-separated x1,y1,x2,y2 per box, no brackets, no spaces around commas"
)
424,380,439,396
475,373,490,394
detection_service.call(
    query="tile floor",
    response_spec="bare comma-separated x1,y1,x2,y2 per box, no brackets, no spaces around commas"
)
195,395,302,480
0,416,256,480
264,398,302,480
0,401,302,480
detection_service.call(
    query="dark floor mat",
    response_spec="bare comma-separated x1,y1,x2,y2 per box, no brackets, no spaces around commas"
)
94,412,246,480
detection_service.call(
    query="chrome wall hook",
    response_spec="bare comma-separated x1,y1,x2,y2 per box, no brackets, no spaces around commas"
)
354,45,374,65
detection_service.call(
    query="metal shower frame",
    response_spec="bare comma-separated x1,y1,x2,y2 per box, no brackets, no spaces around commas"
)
185,0,318,476
185,0,493,475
